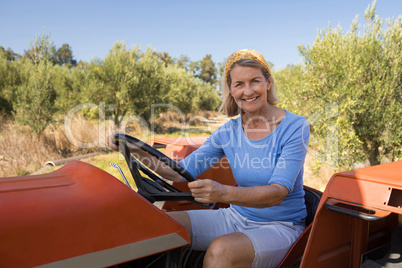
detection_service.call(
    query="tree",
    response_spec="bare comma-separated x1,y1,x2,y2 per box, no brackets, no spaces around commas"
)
157,51,175,67
52,63,85,114
274,64,307,117
190,54,218,86
86,42,168,127
194,79,221,111
0,46,20,61
164,66,194,113
164,65,221,114
176,54,190,70
298,1,402,167
24,30,56,65
13,61,56,134
86,42,141,127
0,52,13,113
54,43,77,67
0,52,27,115
129,46,169,122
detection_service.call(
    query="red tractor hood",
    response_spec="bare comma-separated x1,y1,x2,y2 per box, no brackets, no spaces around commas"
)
0,160,189,268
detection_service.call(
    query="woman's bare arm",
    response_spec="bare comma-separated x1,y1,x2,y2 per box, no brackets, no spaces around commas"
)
188,179,289,208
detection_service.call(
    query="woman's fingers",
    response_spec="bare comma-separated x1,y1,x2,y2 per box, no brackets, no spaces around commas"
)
188,179,225,203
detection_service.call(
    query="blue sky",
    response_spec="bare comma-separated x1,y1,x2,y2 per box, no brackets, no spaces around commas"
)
1,0,401,70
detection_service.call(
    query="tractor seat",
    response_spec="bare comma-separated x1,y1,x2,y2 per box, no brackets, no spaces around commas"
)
304,186,322,226
277,185,322,267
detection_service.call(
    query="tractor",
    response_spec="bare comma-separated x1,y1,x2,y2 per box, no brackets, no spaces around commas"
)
0,134,401,267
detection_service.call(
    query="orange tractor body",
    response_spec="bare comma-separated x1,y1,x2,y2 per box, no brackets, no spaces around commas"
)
0,136,400,267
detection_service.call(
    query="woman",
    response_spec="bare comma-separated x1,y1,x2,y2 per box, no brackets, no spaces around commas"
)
109,49,309,267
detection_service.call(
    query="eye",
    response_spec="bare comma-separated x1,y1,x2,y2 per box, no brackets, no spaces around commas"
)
234,82,242,88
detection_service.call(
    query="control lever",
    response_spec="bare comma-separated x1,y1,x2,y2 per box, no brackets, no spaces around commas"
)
110,162,132,189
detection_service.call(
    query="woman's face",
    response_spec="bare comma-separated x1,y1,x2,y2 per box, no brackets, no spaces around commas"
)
229,65,271,114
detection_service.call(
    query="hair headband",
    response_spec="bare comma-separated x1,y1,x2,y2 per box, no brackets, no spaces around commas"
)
224,49,271,84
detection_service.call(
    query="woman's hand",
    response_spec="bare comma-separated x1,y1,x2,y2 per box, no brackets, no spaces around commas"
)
107,131,120,152
107,131,184,183
188,179,228,204
107,131,142,153
190,181,289,208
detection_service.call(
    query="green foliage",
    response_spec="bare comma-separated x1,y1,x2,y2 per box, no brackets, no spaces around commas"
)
164,65,221,113
176,54,190,71
165,65,198,113
86,42,142,126
24,30,56,65
52,64,85,115
23,30,77,67
54,44,77,67
0,46,20,61
84,43,221,127
157,51,175,67
190,54,218,86
275,64,307,117
0,53,31,115
86,43,171,126
0,53,14,114
193,79,221,111
295,1,402,167
14,61,56,134
2,34,222,135
130,46,169,122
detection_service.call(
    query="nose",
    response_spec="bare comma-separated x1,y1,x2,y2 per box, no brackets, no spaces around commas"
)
243,83,254,96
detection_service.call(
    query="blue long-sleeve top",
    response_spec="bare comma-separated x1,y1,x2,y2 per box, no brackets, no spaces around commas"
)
179,111,310,225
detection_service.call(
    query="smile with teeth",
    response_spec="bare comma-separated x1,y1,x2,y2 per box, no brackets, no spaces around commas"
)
243,96,259,102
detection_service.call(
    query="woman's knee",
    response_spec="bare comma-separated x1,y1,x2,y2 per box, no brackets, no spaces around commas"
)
204,233,254,267
206,236,230,257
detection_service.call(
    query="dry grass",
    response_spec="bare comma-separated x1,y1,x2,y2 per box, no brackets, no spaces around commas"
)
0,112,158,177
0,122,59,177
154,110,226,136
43,115,111,156
303,150,336,192
0,115,115,177
156,110,219,128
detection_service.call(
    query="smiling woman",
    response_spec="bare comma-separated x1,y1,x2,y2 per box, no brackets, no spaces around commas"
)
229,66,271,114
221,50,285,142
167,50,309,268
221,49,279,118
109,49,310,267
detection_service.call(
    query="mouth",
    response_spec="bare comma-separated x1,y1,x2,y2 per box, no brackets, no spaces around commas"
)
242,96,259,102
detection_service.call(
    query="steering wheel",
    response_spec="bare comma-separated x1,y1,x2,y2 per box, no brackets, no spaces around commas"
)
113,133,213,208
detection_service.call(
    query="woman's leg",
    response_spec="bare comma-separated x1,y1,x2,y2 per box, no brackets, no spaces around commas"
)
203,232,255,268
168,208,237,250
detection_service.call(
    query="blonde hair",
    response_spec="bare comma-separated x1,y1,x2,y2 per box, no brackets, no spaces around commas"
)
219,59,279,117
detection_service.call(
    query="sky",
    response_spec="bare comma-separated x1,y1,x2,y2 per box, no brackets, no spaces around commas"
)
1,0,401,70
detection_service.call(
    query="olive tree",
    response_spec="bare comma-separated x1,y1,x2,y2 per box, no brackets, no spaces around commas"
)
14,61,56,134
298,1,401,167
165,65,221,114
86,42,168,127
